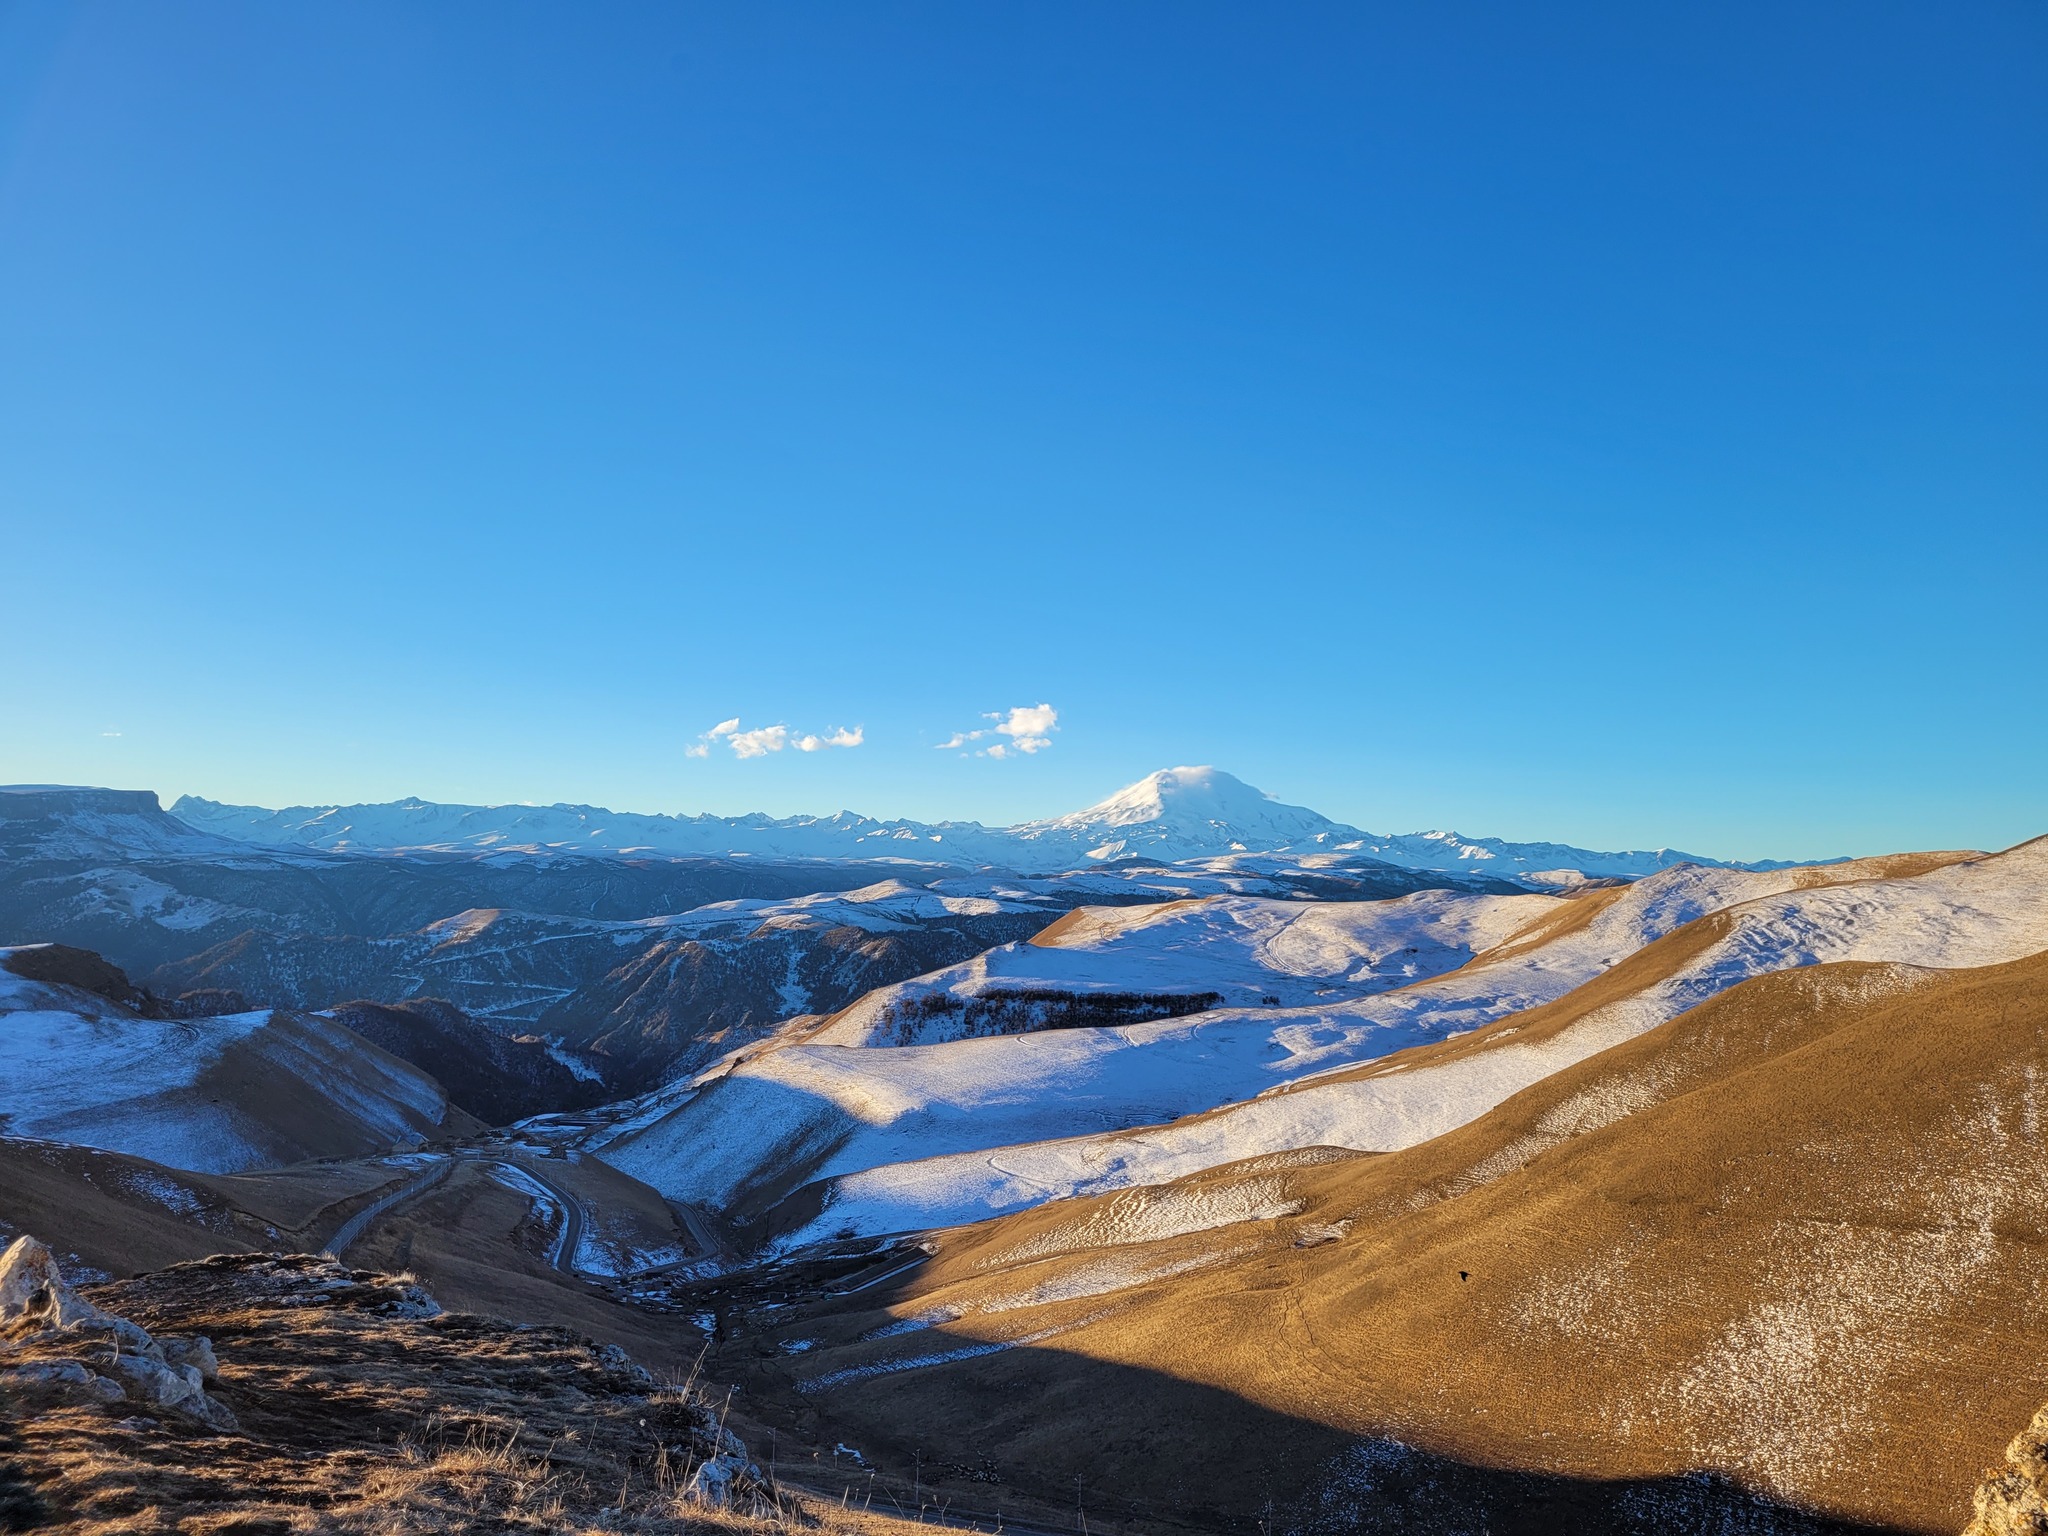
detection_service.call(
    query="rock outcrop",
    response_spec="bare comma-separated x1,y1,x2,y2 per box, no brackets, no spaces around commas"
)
0,1234,236,1429
0,942,152,1010
2,1244,778,1532
1966,1402,2048,1535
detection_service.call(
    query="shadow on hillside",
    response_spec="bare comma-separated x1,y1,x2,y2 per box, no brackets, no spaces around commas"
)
742,1333,1915,1536
0,1421,50,1533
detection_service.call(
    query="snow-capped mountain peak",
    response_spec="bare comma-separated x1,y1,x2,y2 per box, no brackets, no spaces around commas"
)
1011,766,1358,861
1066,767,1284,826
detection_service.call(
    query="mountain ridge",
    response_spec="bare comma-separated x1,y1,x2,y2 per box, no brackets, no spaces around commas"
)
166,766,1820,881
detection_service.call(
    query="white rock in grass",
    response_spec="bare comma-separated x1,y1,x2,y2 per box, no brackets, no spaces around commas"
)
0,1233,237,1429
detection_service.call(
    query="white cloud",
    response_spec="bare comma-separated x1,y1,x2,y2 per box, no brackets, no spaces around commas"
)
935,702,1058,758
728,724,790,759
691,717,862,761
995,703,1057,753
796,726,864,752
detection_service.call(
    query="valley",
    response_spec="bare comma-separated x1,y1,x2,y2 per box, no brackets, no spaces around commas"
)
13,12,2033,1531
2,773,2041,1534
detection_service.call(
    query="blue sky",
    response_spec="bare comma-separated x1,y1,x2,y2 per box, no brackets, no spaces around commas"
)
2,2,2042,859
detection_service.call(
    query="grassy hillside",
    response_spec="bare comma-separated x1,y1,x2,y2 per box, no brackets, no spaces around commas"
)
700,949,2048,1533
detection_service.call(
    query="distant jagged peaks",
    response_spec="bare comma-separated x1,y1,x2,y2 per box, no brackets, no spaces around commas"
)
158,770,1796,881
168,769,1363,871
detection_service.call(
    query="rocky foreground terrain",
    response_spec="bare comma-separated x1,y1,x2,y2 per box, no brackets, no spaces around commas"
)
0,1233,947,1536
8,1219,2039,1536
1966,1406,2048,1536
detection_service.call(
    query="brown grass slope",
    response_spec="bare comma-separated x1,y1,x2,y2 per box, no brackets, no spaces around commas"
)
342,1154,708,1378
0,1138,468,1281
709,949,2048,1535
0,1133,711,1383
191,1012,488,1165
0,1141,270,1278
1,1251,940,1536
1307,843,1989,1097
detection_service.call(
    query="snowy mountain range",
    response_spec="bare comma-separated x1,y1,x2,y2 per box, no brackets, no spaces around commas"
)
171,766,1802,882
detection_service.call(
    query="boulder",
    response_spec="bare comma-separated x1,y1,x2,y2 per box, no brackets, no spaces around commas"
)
1966,1403,2048,1536
160,1334,219,1381
0,1235,236,1429
0,1234,102,1331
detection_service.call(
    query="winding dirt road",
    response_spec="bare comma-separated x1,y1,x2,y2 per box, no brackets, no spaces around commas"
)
322,1157,455,1260
322,1151,588,1275
514,1157,585,1271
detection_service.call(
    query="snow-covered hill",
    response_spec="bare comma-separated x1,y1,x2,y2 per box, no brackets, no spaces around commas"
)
809,888,1562,1047
0,944,469,1171
141,860,1494,1093
590,840,2048,1247
172,766,1798,881
7,783,1512,1100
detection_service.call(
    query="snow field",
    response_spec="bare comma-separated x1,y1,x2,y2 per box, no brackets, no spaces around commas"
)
598,842,2048,1245
812,889,1560,1046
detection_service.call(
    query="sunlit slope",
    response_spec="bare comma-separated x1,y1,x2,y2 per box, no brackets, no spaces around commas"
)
595,844,2039,1245
729,946,2048,1534
0,946,475,1172
809,888,1562,1046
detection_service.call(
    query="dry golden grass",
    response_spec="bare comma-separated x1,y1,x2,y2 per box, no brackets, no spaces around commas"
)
697,950,2048,1535
0,1127,709,1381
1023,899,1217,951
0,1253,934,1536
1466,879,1631,964
344,1155,707,1377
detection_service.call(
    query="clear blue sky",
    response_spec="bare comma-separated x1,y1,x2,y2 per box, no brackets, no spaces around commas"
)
2,2,2042,859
